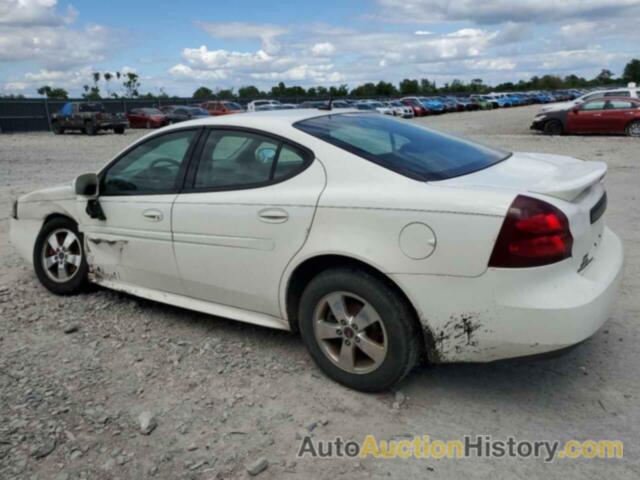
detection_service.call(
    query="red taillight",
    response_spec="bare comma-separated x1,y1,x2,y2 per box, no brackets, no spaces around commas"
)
489,195,573,268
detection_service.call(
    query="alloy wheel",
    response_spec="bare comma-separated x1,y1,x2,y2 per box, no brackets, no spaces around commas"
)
41,228,82,283
312,291,388,374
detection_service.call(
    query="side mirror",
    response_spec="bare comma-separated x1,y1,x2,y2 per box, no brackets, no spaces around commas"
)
74,172,98,197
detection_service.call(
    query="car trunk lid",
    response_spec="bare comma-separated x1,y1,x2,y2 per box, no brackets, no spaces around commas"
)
434,152,608,273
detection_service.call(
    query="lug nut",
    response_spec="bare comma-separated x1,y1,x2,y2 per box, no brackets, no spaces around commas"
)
353,325,358,331
344,340,351,346
355,337,360,343
336,329,342,336
340,319,347,326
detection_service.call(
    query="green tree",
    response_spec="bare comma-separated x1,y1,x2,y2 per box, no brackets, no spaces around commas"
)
594,69,614,85
420,78,436,94
375,80,397,96
216,88,234,99
37,85,68,99
350,82,377,97
238,85,261,98
192,86,214,99
623,58,640,83
81,84,101,100
104,72,113,96
122,72,140,98
399,78,419,95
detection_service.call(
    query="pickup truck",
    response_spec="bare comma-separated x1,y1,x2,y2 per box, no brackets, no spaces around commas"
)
51,102,128,135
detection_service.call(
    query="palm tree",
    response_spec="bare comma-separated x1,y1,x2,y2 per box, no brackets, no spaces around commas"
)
104,72,113,97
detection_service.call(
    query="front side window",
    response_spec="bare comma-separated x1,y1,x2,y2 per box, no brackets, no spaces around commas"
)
295,113,509,181
102,130,196,195
194,130,310,189
583,101,606,111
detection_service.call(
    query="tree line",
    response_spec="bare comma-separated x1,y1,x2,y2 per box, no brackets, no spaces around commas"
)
5,58,638,101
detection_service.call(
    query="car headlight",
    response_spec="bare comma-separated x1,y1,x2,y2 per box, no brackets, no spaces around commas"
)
11,199,18,219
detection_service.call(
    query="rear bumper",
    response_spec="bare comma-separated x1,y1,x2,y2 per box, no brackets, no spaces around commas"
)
392,226,624,363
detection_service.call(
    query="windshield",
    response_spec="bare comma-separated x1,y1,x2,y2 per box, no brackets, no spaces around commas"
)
142,108,163,115
225,102,243,110
188,107,209,115
294,113,510,181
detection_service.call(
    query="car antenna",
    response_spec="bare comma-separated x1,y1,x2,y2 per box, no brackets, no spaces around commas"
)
318,97,333,111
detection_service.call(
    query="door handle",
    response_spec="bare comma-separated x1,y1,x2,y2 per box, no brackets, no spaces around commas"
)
142,209,163,221
258,208,289,223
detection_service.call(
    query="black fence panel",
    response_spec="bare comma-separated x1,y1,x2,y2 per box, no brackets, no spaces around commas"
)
0,97,203,133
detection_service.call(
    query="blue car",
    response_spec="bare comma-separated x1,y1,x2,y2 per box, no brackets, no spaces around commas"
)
419,97,446,114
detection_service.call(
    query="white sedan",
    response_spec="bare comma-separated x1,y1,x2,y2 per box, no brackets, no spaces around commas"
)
10,109,623,391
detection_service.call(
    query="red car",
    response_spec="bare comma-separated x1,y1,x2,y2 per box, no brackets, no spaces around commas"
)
532,97,640,136
126,108,169,129
201,100,244,116
400,98,428,116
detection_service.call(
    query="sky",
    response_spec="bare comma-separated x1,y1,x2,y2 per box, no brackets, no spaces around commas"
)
1,0,639,97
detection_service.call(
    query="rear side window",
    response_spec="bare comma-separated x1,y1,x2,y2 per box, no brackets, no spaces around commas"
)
294,113,509,181
607,100,634,109
193,130,310,189
603,91,629,97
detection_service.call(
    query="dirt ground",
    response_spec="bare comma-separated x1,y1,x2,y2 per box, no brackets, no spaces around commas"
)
1,105,638,479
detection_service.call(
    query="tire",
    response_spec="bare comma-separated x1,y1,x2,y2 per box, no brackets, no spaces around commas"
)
544,120,563,136
114,125,125,134
51,123,63,135
33,217,88,295
85,123,97,136
626,120,640,137
298,268,422,392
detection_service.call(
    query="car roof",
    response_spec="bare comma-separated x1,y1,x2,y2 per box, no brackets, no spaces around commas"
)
163,108,360,131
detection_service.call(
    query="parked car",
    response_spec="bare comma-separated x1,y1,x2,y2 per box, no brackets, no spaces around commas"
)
358,101,393,115
531,97,640,136
485,93,512,108
400,97,428,116
419,97,447,114
247,99,282,111
456,97,479,111
51,102,128,135
159,106,210,123
10,110,623,392
539,86,639,113
386,100,414,118
469,95,495,110
126,108,169,129
201,100,244,116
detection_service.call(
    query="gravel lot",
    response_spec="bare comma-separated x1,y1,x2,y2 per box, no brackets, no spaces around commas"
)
1,105,638,479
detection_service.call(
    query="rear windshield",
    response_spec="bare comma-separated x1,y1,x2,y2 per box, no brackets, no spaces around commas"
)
294,113,510,181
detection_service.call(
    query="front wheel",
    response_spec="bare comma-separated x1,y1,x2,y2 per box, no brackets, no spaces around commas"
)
299,268,422,392
114,125,125,134
626,120,640,137
544,120,563,135
85,123,97,135
33,217,88,295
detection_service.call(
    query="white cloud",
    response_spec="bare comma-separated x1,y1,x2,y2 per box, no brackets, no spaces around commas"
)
374,0,640,24
196,21,287,54
0,0,76,26
311,42,336,56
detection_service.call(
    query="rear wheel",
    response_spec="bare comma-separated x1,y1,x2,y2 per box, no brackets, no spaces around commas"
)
544,120,563,135
51,123,63,135
33,217,88,295
114,125,125,134
626,120,640,137
299,268,421,392
85,123,97,136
